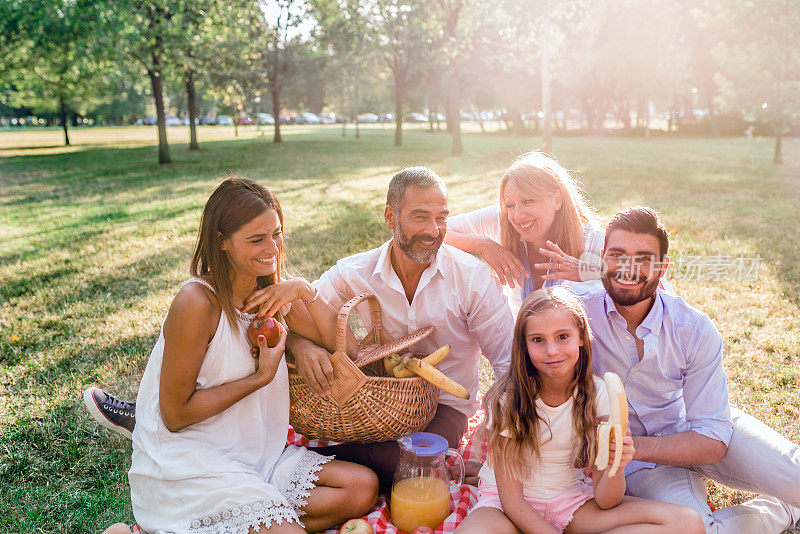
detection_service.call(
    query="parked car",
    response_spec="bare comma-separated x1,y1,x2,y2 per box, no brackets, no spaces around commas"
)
404,112,427,123
165,115,181,126
379,113,394,123
294,112,321,124
143,116,157,125
318,112,336,124
256,113,275,125
278,114,294,125
357,113,379,123
200,116,216,125
237,115,253,125
216,115,233,126
335,114,348,124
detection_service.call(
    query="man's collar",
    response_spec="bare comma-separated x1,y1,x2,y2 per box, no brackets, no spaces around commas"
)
374,239,446,284
604,288,664,335
373,239,393,281
639,291,664,335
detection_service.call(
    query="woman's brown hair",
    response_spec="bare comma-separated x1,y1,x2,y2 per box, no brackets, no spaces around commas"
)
498,151,597,264
479,286,598,481
190,176,284,330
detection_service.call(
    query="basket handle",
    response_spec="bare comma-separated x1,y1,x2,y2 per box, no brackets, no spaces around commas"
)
335,293,383,355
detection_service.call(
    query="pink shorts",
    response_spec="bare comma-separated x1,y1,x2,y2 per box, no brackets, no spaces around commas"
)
472,482,594,532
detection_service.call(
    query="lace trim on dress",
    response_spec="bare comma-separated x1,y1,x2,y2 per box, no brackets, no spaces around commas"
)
188,498,300,534
284,451,334,515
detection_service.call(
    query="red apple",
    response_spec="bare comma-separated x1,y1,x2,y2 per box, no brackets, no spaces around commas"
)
247,316,280,347
411,528,434,534
338,518,374,534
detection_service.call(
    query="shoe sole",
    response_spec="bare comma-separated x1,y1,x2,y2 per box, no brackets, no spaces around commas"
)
82,387,133,440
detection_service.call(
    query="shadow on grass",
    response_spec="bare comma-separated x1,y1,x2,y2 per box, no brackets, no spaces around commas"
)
0,391,134,532
286,197,389,278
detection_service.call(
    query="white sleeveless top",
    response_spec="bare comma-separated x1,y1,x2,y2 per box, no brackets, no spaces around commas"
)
129,278,292,533
479,376,611,499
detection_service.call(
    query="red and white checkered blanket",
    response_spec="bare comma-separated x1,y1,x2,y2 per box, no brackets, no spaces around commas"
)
290,408,488,534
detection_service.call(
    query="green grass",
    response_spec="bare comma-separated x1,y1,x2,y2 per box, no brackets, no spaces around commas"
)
1,126,799,533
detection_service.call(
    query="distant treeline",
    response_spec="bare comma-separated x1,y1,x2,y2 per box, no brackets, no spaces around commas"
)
1,0,798,163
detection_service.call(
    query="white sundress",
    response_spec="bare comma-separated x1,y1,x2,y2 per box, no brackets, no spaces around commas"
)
129,278,332,534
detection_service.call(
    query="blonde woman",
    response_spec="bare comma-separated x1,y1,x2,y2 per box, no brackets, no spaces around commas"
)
446,152,603,309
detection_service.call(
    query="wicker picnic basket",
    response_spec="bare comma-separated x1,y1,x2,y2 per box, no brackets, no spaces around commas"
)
288,293,440,442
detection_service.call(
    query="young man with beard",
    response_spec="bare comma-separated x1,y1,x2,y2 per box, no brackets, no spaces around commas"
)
571,206,800,533
289,166,513,488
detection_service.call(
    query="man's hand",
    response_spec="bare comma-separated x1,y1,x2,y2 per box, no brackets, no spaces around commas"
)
451,459,483,486
632,430,727,466
288,334,334,396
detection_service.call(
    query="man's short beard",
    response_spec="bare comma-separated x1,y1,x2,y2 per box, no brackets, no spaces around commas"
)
393,221,443,264
601,272,660,306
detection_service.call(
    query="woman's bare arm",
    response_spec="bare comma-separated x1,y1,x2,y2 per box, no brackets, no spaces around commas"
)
159,285,286,432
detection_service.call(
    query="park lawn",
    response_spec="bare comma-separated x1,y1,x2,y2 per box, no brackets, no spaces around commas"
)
1,126,798,533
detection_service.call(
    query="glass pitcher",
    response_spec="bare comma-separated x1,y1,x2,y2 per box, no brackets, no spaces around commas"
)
390,432,465,533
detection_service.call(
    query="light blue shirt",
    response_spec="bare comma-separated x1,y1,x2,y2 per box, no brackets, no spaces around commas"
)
570,281,734,474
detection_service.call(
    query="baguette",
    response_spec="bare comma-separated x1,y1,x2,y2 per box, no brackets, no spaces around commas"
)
383,345,451,378
401,354,470,399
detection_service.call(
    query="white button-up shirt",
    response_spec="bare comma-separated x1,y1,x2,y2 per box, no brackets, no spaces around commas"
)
314,239,513,416
570,280,734,475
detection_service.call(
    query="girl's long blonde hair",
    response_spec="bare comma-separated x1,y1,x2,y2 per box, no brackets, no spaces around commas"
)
498,151,597,262
479,287,598,481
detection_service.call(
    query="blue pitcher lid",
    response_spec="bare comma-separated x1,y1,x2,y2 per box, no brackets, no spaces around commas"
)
406,432,448,457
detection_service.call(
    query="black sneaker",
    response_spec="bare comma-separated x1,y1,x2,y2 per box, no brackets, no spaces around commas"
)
83,387,136,439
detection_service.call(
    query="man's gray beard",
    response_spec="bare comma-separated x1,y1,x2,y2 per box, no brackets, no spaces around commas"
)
393,224,441,264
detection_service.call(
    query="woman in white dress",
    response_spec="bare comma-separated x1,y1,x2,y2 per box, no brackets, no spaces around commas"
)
129,177,378,533
446,151,604,312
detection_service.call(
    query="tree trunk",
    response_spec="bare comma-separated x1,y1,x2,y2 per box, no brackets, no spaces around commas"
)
394,78,404,147
59,95,70,147
447,86,463,155
340,78,346,137
186,70,199,150
541,1,552,153
148,63,171,164
509,106,523,135
271,88,282,143
354,83,360,140
475,108,486,133
774,123,783,164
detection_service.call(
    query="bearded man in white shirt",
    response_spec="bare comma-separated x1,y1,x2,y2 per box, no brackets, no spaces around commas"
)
291,166,513,489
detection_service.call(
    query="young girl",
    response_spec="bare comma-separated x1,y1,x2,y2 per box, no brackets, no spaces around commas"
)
455,287,703,534
128,177,378,533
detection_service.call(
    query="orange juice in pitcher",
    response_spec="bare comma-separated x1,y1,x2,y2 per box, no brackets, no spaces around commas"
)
390,476,450,532
390,432,464,532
